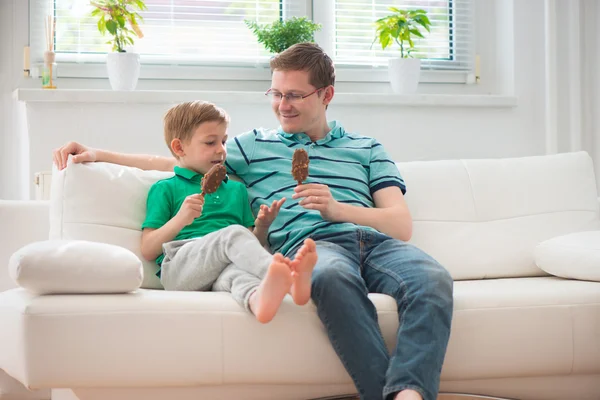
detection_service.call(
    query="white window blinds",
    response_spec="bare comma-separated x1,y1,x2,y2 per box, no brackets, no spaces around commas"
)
29,0,474,76
333,0,474,70
30,0,288,65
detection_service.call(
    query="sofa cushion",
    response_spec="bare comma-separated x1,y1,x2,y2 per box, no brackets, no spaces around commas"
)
8,240,143,294
49,161,173,289
0,277,598,389
534,231,600,282
398,151,600,280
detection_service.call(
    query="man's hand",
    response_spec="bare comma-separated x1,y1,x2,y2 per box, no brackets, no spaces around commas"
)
175,194,205,227
255,198,286,229
53,142,97,170
293,184,341,221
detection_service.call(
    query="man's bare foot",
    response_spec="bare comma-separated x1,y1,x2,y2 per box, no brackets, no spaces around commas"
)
394,389,423,400
290,238,317,306
248,254,293,324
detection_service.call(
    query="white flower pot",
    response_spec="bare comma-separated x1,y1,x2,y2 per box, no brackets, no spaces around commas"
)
106,52,140,91
388,58,421,94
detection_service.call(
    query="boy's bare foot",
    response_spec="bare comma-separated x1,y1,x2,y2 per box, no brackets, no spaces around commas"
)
290,238,317,306
248,254,293,324
394,389,423,400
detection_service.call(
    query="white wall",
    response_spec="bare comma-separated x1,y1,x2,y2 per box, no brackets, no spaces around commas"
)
1,0,598,200
0,0,16,199
587,0,600,187
0,0,28,200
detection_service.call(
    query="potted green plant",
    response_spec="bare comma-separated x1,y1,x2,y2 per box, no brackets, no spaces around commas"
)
245,17,321,54
373,7,431,94
91,0,147,90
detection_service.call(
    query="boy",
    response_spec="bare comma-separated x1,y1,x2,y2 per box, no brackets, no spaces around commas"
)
140,101,317,323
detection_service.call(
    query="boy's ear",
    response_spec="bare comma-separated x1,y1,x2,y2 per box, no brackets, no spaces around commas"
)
171,138,185,157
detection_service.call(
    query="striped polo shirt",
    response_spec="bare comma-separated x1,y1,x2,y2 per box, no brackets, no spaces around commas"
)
225,120,406,256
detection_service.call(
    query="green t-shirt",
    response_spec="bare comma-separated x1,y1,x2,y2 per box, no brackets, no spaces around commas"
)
142,166,255,267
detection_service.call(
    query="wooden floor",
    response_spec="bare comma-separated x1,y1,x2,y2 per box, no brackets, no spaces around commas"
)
438,394,515,400
309,394,515,400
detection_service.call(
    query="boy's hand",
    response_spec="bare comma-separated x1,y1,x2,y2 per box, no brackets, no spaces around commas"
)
255,198,286,229
175,194,205,227
293,184,341,221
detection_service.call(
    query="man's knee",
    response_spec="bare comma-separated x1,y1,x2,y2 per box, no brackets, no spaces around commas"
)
418,260,454,311
311,262,362,295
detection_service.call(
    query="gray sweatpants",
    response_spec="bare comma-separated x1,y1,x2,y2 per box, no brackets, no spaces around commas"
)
160,225,271,312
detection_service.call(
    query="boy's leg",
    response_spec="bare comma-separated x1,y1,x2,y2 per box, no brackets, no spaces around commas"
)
289,238,318,305
160,238,221,291
160,225,272,291
212,263,261,311
362,232,453,400
212,258,293,323
198,224,273,277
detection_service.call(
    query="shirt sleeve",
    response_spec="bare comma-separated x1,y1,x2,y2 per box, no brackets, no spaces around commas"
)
142,182,173,230
239,184,256,228
368,140,407,195
225,130,257,180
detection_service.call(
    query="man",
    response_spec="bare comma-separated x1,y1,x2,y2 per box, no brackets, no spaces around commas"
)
53,43,453,400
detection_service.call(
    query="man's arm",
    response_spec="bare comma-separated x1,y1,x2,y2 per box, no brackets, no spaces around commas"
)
96,150,177,172
335,186,412,241
294,185,412,242
53,141,177,172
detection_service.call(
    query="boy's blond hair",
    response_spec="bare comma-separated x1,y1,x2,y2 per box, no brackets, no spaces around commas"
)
163,101,230,158
269,42,336,88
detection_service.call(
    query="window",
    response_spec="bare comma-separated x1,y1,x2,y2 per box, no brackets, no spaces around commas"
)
330,0,473,71
29,0,474,81
31,0,289,65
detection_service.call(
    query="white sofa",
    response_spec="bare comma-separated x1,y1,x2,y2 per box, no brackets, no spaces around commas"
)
1,151,600,400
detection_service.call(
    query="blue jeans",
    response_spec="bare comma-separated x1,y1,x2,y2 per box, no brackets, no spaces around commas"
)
287,229,453,400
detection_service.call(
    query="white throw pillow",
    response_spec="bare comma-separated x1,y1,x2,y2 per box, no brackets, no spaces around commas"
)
534,231,600,282
9,240,143,294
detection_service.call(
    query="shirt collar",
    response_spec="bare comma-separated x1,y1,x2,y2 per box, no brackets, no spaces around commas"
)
174,166,204,184
277,120,345,145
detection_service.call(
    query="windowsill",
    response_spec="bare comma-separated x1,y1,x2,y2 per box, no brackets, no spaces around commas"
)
14,88,517,108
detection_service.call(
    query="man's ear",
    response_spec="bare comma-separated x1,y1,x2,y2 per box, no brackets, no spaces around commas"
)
323,86,335,106
171,138,185,157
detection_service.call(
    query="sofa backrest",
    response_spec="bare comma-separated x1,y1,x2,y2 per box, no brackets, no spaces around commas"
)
50,162,172,289
49,152,600,287
398,151,600,280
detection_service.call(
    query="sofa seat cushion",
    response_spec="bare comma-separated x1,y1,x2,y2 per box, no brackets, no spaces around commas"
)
535,231,600,282
8,240,143,295
0,277,598,390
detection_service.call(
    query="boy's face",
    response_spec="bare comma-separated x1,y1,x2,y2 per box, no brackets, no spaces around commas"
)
175,121,227,175
270,69,327,134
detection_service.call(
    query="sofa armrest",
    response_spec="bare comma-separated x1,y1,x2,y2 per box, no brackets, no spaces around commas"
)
0,201,49,292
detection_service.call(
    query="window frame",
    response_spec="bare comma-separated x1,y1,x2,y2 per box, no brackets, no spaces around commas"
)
29,0,475,84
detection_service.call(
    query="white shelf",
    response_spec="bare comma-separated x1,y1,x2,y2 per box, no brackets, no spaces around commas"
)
14,88,518,108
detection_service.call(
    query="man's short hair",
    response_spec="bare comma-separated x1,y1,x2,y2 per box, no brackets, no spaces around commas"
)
163,101,229,158
269,42,336,88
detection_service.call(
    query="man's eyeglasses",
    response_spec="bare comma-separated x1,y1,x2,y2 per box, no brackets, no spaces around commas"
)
265,87,325,104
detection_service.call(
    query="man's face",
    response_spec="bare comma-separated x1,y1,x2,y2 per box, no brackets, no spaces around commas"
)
269,69,326,134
